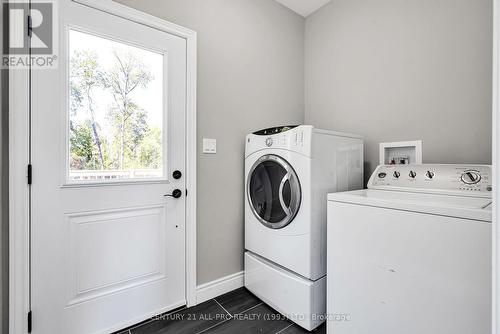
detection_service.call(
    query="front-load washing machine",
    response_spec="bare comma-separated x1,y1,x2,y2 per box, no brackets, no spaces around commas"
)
244,125,363,331
327,164,492,334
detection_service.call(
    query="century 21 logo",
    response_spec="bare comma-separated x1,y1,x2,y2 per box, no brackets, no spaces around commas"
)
6,2,54,55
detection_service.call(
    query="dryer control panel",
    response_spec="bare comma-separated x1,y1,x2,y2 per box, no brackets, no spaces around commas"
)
368,164,492,197
245,125,314,158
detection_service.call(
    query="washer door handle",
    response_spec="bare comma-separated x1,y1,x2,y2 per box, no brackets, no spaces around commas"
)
278,173,292,216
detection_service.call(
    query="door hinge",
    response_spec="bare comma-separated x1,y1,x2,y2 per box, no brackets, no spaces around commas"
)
27,15,32,38
27,310,32,333
27,164,32,185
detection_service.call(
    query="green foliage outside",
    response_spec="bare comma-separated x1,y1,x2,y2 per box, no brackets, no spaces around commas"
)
69,49,162,173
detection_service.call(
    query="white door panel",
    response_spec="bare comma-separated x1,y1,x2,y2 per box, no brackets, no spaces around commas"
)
31,1,187,333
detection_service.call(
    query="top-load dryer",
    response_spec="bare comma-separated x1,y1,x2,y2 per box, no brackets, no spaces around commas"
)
244,125,363,331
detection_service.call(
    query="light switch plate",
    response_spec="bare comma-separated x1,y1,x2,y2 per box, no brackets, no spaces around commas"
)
203,138,217,154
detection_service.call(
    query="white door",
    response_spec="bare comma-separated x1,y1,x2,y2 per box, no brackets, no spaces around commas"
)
31,1,187,333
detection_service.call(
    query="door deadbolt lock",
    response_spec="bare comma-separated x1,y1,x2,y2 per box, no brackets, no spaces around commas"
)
172,170,182,179
165,189,182,199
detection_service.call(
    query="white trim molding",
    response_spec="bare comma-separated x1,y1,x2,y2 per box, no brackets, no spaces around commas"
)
8,55,30,334
196,272,245,305
8,2,31,333
9,0,197,333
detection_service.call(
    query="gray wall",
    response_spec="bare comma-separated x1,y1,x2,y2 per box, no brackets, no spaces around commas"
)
116,0,305,284
305,0,493,182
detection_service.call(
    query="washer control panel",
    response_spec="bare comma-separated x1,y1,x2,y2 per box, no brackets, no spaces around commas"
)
369,164,492,197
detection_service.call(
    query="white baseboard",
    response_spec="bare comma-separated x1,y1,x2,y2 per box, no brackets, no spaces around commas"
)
196,271,244,304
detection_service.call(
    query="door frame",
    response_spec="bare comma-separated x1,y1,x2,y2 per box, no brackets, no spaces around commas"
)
8,1,198,333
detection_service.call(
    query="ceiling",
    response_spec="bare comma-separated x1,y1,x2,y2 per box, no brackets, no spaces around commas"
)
274,0,331,17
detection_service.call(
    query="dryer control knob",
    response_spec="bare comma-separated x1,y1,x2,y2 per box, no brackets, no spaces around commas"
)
393,171,401,178
265,138,273,147
425,171,435,179
409,171,417,179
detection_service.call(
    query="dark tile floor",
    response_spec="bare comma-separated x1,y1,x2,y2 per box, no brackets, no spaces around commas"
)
115,288,326,334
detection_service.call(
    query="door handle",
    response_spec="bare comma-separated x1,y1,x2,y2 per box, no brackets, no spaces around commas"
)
164,189,182,199
278,173,292,215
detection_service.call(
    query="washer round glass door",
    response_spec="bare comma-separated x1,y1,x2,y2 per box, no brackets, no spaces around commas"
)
247,154,301,229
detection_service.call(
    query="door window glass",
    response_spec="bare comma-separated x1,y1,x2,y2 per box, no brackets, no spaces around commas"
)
68,29,164,182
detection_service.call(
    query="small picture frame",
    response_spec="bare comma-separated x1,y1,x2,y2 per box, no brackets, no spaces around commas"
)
379,140,423,165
